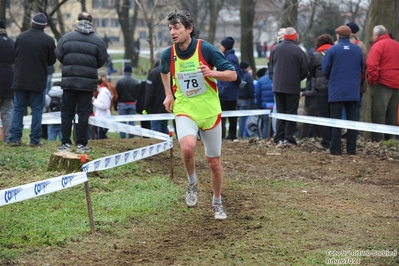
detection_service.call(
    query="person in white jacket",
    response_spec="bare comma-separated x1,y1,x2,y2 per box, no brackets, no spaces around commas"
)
92,76,113,139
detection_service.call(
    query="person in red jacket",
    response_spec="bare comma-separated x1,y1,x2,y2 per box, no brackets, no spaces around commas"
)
366,25,399,142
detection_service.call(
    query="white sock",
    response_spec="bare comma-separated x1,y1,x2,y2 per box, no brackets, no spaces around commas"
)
188,173,197,185
213,196,222,205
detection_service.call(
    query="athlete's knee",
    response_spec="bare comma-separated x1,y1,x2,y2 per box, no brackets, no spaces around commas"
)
207,156,221,168
180,136,196,157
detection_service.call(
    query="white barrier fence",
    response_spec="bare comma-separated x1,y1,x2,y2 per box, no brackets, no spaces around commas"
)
0,110,270,232
1,109,398,232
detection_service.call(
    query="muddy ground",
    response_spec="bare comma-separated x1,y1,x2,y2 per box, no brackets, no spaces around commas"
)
11,137,399,265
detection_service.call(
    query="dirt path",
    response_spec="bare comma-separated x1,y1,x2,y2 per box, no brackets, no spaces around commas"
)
13,138,399,265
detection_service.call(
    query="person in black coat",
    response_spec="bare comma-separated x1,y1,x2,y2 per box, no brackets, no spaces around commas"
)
269,27,308,147
0,20,15,143
115,64,140,138
143,50,169,134
10,13,56,147
55,12,108,153
136,80,151,132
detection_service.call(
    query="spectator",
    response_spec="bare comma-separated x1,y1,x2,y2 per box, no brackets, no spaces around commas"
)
269,27,308,148
254,68,274,139
92,74,113,139
136,79,151,132
46,65,55,95
256,42,262,58
102,34,112,49
55,12,108,153
134,38,140,54
343,22,368,137
309,33,334,150
237,61,254,138
98,71,118,111
160,9,237,219
268,27,285,60
115,64,140,138
218,36,241,141
10,13,56,147
41,64,56,140
44,81,63,141
322,25,364,155
298,74,319,139
0,20,15,144
366,25,399,142
143,50,169,134
106,55,117,81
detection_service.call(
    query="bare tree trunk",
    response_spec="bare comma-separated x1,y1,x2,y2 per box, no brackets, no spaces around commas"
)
281,0,298,28
240,0,256,75
360,0,399,139
22,0,35,32
116,0,137,68
46,0,69,41
0,0,6,21
80,0,87,12
56,7,65,36
130,3,139,68
179,0,208,38
301,0,318,47
137,0,159,69
208,0,224,45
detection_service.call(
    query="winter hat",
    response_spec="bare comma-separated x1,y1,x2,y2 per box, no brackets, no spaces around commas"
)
32,13,48,26
346,22,360,34
78,12,93,23
221,37,235,50
335,25,351,36
0,20,5,29
123,64,132,73
276,28,285,42
240,61,250,70
256,67,267,78
284,28,297,41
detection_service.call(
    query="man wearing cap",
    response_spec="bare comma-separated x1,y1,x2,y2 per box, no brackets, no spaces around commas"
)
0,20,15,144
55,12,108,153
269,27,308,148
366,25,399,142
322,25,364,155
10,13,56,147
115,64,140,138
218,36,242,141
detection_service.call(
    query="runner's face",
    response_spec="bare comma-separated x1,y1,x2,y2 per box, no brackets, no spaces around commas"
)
168,22,192,45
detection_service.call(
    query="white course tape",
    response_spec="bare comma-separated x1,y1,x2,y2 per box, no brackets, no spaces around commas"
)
271,113,399,136
81,141,173,172
89,117,171,141
0,172,88,207
0,110,271,127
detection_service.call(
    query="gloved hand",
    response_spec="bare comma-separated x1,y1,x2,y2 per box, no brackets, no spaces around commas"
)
142,110,148,115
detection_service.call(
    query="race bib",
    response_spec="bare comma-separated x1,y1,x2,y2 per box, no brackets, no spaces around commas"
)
176,70,207,98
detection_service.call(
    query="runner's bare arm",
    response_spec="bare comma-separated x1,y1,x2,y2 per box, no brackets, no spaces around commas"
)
199,61,237,82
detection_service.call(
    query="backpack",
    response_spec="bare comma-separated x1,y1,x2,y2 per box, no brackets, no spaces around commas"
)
49,96,62,112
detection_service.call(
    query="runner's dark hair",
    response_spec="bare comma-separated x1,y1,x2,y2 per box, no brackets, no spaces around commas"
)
166,9,197,37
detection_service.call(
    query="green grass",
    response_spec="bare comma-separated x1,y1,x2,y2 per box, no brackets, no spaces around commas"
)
0,136,181,261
